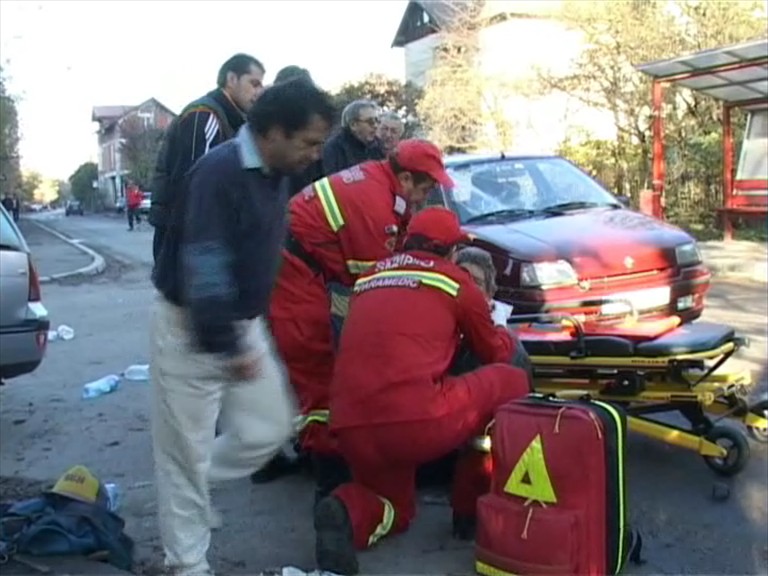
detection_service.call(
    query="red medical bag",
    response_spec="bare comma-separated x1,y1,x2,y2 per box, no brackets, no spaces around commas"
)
475,395,640,576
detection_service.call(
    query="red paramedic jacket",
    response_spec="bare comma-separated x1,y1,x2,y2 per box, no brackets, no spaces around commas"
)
329,251,516,429
289,161,411,286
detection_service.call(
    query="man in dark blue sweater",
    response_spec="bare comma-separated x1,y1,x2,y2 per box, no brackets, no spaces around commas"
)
150,78,335,576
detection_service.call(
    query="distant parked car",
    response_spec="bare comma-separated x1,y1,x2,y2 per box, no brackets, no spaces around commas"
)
0,204,49,382
65,200,84,216
139,192,152,215
115,197,126,214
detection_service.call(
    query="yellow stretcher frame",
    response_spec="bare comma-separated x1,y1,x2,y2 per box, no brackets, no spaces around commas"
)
481,313,768,476
524,340,767,475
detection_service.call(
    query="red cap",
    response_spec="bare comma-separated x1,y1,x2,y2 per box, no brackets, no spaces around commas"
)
392,139,454,188
406,207,470,247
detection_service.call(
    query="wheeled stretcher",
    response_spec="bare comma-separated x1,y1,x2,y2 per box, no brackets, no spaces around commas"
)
502,313,767,476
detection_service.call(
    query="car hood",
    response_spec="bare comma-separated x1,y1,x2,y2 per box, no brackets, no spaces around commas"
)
466,208,694,277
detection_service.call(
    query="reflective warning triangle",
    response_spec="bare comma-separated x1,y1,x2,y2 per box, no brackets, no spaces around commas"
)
503,433,557,503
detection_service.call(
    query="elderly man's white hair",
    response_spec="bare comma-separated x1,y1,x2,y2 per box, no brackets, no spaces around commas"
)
341,99,378,128
379,111,404,125
456,246,497,297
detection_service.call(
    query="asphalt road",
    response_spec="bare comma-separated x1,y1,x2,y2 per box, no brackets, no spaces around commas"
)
1,212,766,575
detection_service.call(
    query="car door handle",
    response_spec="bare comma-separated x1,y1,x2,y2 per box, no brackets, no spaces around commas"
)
18,268,28,276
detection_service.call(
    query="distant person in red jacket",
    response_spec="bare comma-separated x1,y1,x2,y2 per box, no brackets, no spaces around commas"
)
126,182,143,231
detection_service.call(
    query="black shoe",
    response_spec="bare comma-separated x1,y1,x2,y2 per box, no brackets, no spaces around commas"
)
314,495,358,575
250,453,300,484
452,512,477,541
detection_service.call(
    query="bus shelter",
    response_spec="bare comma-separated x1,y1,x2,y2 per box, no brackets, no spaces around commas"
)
636,39,768,238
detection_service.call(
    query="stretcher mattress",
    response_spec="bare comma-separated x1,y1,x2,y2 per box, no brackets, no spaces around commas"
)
519,321,736,358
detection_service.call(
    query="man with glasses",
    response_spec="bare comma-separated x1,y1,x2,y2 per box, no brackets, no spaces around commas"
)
322,100,385,176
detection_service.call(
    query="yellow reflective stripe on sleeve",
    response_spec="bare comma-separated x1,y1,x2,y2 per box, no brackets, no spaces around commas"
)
315,177,345,232
355,270,460,297
296,409,330,432
367,496,395,546
475,560,518,576
346,260,375,274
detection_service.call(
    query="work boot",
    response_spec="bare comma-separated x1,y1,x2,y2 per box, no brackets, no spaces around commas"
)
312,453,351,507
314,495,358,575
452,512,477,541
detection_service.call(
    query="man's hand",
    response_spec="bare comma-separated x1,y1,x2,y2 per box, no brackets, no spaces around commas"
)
226,349,261,381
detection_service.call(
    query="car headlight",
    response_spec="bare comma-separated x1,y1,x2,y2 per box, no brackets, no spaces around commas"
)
521,260,579,289
675,242,702,267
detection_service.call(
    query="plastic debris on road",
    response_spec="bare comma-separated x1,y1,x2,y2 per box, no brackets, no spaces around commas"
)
82,374,120,399
104,482,122,512
122,363,150,381
47,324,75,342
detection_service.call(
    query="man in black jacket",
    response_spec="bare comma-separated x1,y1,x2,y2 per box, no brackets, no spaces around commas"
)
321,99,385,175
150,78,335,576
149,53,265,263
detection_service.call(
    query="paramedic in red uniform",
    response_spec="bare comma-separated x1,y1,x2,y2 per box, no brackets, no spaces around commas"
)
314,207,532,575
268,140,454,502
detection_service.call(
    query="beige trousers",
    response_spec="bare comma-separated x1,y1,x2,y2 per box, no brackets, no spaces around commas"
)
149,294,296,575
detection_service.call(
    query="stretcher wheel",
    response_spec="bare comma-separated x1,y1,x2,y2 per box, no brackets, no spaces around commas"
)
702,426,750,477
747,399,768,443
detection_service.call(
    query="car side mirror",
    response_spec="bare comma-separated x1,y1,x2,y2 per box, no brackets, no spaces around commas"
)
616,195,631,208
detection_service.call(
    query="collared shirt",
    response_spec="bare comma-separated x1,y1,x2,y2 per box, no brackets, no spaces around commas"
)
152,126,290,356
235,124,267,172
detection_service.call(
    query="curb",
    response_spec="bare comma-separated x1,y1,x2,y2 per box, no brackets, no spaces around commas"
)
705,260,767,283
29,220,107,283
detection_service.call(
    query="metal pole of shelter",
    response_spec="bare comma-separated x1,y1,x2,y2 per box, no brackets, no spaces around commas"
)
721,103,735,241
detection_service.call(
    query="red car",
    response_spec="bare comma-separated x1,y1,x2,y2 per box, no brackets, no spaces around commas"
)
429,154,711,323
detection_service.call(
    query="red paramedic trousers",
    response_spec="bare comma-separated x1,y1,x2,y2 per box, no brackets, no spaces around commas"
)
332,364,530,550
269,252,338,455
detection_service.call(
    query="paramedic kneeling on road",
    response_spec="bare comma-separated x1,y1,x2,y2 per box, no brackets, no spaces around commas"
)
268,140,452,502
314,207,531,575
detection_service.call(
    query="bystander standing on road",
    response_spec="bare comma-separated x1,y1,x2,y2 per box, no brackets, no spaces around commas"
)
149,78,336,576
149,53,266,262
376,112,405,155
126,181,143,231
321,99,385,175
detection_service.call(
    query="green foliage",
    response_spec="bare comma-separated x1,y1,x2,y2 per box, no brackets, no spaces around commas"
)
19,171,42,202
0,68,21,197
416,2,503,153
334,74,424,137
68,162,98,204
120,116,165,189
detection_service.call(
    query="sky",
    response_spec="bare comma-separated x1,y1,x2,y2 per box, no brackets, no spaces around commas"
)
0,0,408,180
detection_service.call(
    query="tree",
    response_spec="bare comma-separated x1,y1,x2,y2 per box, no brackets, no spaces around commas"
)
120,116,164,188
68,162,98,205
0,68,21,197
416,1,515,153
19,170,42,202
333,74,424,137
536,0,767,228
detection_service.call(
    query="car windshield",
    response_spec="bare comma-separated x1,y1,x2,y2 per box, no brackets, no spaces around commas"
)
442,157,621,224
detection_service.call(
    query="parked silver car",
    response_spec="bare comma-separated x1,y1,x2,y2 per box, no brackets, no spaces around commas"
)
0,205,50,381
